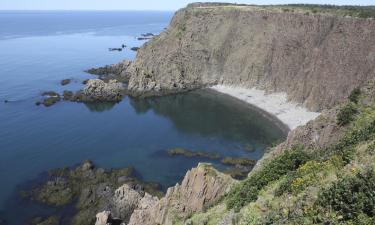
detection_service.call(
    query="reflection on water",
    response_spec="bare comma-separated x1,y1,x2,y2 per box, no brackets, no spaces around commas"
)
83,101,117,112
129,89,288,147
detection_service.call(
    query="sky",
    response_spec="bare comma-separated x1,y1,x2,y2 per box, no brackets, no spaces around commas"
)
0,0,373,11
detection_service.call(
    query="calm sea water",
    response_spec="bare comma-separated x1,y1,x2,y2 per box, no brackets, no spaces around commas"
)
0,11,287,224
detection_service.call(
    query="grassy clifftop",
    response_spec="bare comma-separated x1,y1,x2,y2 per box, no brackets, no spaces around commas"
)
187,3,375,18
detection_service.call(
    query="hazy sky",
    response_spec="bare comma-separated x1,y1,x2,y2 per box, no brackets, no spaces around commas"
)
0,0,373,11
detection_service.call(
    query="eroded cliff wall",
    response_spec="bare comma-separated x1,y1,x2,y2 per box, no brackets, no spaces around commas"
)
125,4,375,111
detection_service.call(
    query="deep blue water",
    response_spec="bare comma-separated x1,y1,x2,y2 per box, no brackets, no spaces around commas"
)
0,11,287,224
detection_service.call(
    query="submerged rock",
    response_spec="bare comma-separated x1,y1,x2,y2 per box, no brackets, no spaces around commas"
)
38,92,61,107
60,79,71,86
167,148,221,160
62,90,74,101
130,47,140,52
41,91,59,97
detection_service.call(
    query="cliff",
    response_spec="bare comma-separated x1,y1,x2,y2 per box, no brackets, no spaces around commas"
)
117,3,375,111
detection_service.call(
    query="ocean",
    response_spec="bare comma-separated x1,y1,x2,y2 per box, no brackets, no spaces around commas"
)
0,11,286,224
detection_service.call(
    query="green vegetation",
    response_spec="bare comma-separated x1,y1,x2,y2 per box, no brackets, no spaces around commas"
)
190,3,375,19
349,87,361,104
268,4,375,18
337,103,358,126
225,145,311,211
316,169,375,223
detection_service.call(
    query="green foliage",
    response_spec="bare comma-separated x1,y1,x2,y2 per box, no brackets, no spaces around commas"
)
349,88,361,104
225,146,311,211
337,103,358,126
275,160,328,196
324,118,375,164
316,169,375,222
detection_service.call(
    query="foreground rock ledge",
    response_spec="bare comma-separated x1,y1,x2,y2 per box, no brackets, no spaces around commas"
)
96,163,235,225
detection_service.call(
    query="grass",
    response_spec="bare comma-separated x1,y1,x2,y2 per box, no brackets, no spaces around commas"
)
188,3,375,19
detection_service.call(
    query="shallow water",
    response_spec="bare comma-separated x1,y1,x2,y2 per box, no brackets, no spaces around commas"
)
0,11,287,224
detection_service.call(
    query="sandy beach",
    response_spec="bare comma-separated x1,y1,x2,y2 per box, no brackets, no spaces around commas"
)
211,85,320,130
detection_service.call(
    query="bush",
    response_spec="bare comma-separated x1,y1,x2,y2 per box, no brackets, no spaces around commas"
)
225,146,311,211
337,103,358,126
275,160,326,196
316,169,375,221
349,88,361,104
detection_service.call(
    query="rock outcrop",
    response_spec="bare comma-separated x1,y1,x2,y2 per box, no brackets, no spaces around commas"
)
104,4,375,111
87,60,132,83
95,163,235,225
127,163,235,225
81,79,124,102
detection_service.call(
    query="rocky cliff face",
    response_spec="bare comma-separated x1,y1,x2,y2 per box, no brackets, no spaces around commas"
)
121,4,375,111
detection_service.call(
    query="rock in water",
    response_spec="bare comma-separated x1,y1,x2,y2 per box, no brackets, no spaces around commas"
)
60,79,71,86
82,79,124,102
63,90,74,101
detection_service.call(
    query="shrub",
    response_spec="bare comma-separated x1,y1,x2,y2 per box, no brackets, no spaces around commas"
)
276,160,325,196
337,103,358,126
225,146,311,211
349,88,361,104
316,169,375,221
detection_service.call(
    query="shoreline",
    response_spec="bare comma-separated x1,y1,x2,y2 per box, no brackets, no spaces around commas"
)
210,85,320,130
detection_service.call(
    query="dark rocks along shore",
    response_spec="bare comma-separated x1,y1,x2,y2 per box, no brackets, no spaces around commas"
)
21,161,163,225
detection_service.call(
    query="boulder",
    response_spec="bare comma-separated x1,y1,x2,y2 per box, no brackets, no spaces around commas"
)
82,79,124,102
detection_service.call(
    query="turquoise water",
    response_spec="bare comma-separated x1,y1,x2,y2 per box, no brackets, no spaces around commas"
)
0,11,287,224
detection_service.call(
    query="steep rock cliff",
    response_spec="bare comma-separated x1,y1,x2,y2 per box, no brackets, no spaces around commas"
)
123,4,375,111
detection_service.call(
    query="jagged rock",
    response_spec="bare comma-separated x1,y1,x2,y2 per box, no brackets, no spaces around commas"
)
109,184,143,223
127,193,159,225
127,163,235,225
82,79,124,102
95,211,112,225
